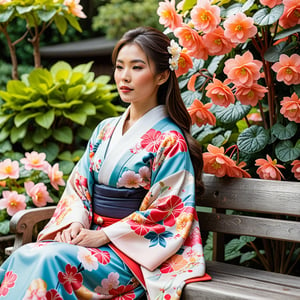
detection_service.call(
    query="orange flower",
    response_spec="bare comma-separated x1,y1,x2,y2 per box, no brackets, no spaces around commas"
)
224,51,263,87
205,78,235,107
291,160,300,180
157,0,183,31
224,12,257,44
203,26,236,56
235,82,268,106
259,0,282,8
279,0,300,29
174,25,208,60
280,92,300,123
63,0,86,18
271,54,300,85
228,161,251,178
255,155,285,180
187,99,216,127
190,0,220,33
175,49,193,77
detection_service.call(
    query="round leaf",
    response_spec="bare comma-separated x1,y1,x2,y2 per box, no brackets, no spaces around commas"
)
35,109,55,129
275,140,300,162
53,126,73,144
237,125,269,154
253,5,284,26
271,122,298,140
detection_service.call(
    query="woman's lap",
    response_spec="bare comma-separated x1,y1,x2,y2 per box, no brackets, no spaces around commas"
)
0,241,144,299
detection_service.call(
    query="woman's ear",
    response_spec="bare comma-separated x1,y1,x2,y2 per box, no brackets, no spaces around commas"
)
157,70,170,86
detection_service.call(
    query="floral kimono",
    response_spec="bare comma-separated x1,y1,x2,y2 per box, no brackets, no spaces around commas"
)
0,105,207,299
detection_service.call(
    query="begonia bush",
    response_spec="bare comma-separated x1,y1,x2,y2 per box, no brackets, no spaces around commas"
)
158,0,300,181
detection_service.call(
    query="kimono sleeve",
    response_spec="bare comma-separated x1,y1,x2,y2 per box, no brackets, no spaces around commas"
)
37,120,112,241
103,130,198,271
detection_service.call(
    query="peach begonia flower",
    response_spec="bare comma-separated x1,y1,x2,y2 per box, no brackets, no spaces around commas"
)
291,160,300,180
205,78,235,107
246,112,263,123
235,83,268,106
0,159,19,180
187,99,216,127
255,155,285,180
0,191,26,216
174,25,208,60
280,92,300,123
63,0,87,18
271,54,300,85
279,0,300,29
190,0,221,33
203,26,236,56
223,12,257,44
203,144,251,178
157,0,183,31
24,181,53,207
259,0,282,8
224,51,263,87
175,49,193,77
20,151,49,171
48,163,65,190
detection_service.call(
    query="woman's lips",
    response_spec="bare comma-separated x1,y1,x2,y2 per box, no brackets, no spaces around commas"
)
120,86,133,93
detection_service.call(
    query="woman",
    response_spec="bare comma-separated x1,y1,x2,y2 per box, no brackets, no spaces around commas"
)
0,27,206,299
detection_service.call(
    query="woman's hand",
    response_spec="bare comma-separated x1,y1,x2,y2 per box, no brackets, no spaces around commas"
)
70,228,110,248
54,222,83,244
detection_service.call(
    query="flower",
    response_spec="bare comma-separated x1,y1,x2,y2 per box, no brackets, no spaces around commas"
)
175,49,193,77
157,0,182,31
0,152,65,229
158,0,300,182
291,160,300,180
255,155,285,180
63,0,87,18
168,39,182,71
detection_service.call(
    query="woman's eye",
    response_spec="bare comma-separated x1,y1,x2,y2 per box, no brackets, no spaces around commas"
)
116,65,123,70
133,66,143,70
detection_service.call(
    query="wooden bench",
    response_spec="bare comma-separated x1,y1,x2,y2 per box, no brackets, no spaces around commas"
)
5,174,300,299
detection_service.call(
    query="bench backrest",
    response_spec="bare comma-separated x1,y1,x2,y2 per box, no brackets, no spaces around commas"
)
198,174,300,261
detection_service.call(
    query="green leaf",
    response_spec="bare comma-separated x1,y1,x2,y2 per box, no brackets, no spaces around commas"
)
242,0,255,12
65,14,82,32
28,68,53,91
77,126,93,140
22,99,47,110
48,99,83,109
271,122,298,140
16,5,34,14
54,14,68,35
11,124,27,143
275,140,300,162
51,61,72,77
240,251,257,264
0,220,10,235
274,24,300,40
0,140,12,154
264,42,286,62
14,111,41,127
182,0,197,12
81,103,96,116
58,160,74,175
53,126,73,144
212,102,251,124
35,142,59,162
237,125,269,154
181,90,203,107
73,61,93,74
65,85,83,101
253,5,284,26
0,126,10,142
0,7,14,22
35,109,55,129
33,127,52,144
62,111,87,125
0,113,13,127
37,9,56,22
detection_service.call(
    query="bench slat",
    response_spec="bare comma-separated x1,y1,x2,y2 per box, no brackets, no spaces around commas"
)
182,261,300,300
198,212,300,242
200,174,300,216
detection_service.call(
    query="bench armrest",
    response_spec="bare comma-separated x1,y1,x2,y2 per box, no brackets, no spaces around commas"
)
5,206,56,255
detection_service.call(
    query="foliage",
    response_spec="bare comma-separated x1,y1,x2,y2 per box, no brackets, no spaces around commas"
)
0,151,65,235
0,61,121,172
92,0,163,39
158,0,300,181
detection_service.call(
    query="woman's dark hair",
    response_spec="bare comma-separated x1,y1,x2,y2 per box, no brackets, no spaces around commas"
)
112,26,204,198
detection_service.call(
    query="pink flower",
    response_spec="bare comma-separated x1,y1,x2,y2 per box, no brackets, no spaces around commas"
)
157,0,183,31
174,25,208,60
255,155,285,180
0,191,26,216
235,82,268,106
63,0,87,18
279,0,300,29
280,92,300,123
203,26,236,56
117,170,143,188
58,264,83,294
291,160,300,180
224,12,257,44
0,271,17,296
0,159,19,180
190,0,221,33
175,49,193,77
25,181,53,207
271,54,300,85
205,78,235,107
48,163,65,190
259,0,282,8
20,151,49,171
224,51,263,87
187,99,216,127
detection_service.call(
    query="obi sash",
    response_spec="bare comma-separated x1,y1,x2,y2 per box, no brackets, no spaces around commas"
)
93,183,147,218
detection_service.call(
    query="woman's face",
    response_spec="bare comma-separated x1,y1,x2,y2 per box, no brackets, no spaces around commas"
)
114,43,167,109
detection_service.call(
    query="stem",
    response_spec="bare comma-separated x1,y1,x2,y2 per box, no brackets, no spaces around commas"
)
249,241,271,271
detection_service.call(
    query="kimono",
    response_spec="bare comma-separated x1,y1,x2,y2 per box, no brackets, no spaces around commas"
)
0,105,206,299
